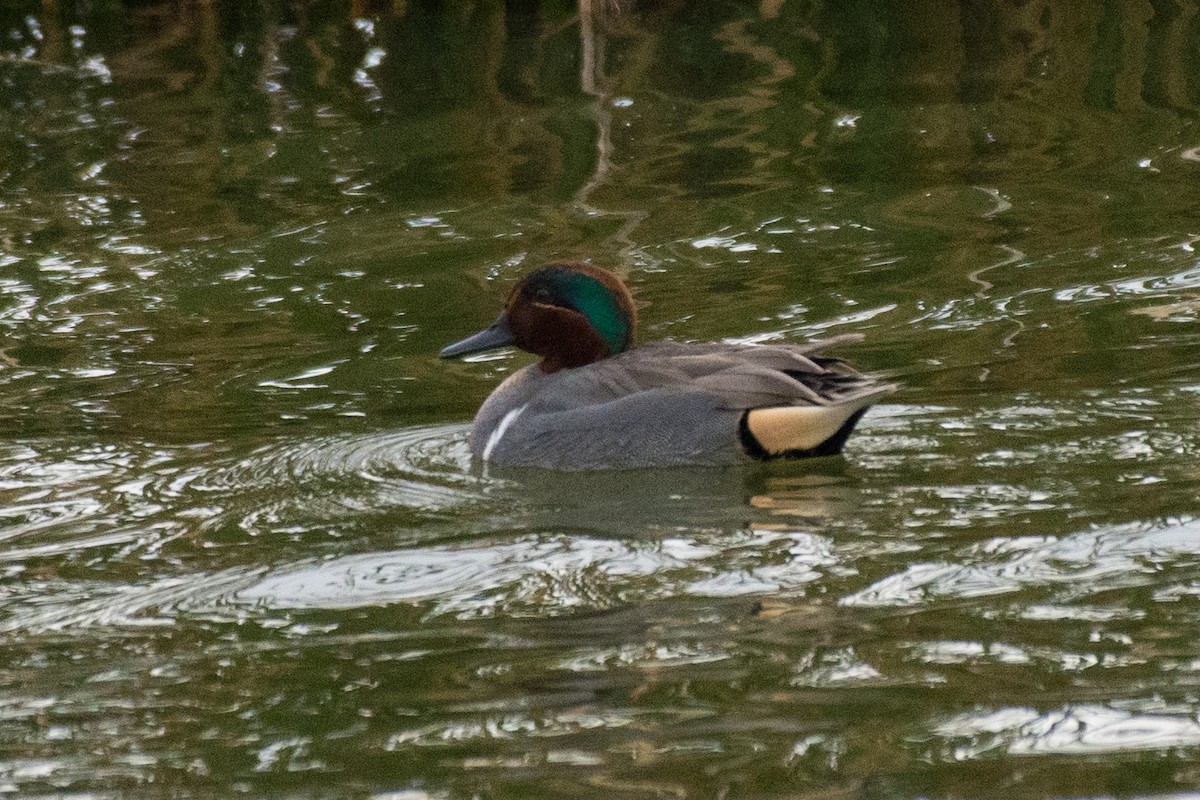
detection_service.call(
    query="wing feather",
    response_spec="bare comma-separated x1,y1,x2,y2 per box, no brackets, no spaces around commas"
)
531,337,890,413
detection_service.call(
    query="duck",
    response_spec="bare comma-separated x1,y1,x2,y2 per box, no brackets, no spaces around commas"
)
440,262,894,470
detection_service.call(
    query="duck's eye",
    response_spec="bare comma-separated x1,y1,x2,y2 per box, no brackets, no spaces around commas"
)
532,286,553,302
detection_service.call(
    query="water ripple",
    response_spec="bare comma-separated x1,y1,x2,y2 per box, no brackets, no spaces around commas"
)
0,424,477,569
842,517,1200,609
184,424,479,520
235,529,837,619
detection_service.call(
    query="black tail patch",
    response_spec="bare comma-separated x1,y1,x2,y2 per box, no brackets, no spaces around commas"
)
738,408,868,461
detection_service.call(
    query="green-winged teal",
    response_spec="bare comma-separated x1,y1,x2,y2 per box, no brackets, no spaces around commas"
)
440,262,894,470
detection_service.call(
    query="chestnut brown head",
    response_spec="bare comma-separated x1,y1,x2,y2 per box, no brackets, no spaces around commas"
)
439,262,636,372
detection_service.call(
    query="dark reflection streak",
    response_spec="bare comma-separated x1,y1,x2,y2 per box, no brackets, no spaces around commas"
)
1084,0,1123,112
197,0,225,186
1189,7,1200,110
37,0,64,65
1115,1,1153,111
1143,0,1192,113
573,0,646,265
303,7,336,92
710,12,793,174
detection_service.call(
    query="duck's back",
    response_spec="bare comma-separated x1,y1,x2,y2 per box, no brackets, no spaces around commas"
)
470,336,891,470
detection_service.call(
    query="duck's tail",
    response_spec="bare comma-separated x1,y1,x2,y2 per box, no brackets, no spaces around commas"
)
738,384,895,459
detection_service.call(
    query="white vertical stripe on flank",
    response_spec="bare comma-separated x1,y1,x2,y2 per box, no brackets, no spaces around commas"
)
482,405,528,461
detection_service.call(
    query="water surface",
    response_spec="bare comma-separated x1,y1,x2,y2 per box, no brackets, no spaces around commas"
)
2,1,1200,797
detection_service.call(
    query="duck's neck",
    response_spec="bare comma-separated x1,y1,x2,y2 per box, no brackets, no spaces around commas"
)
536,322,617,373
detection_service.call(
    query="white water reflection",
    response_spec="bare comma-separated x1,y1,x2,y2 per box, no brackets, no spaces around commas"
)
790,646,889,687
0,568,267,633
385,709,639,750
842,517,1200,609
934,704,1200,757
557,642,731,673
237,529,838,618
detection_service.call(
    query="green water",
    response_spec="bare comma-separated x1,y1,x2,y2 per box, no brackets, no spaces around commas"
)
3,1,1200,797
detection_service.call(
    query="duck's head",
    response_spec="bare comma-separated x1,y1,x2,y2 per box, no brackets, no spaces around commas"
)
440,262,636,373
